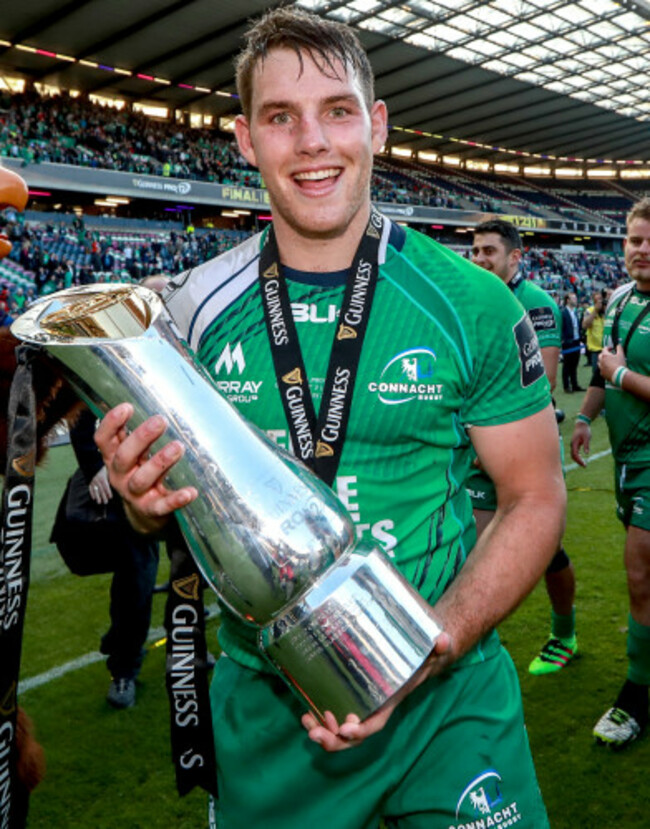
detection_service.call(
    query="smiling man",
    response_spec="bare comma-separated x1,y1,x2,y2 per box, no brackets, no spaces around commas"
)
95,8,564,828
572,197,650,749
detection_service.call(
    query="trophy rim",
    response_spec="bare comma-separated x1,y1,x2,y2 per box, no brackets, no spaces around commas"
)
11,283,163,345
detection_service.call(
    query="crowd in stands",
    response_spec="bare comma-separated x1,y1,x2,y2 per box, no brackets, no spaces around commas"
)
0,214,252,309
0,88,642,220
371,171,462,210
2,89,463,208
0,89,632,322
522,247,624,297
0,89,262,187
0,208,627,323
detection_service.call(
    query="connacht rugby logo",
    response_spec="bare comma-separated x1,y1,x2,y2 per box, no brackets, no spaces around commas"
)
369,347,441,405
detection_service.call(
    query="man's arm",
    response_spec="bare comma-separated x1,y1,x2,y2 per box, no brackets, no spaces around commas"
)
570,386,606,467
541,345,559,392
599,344,650,403
305,404,565,750
435,403,565,657
571,344,650,468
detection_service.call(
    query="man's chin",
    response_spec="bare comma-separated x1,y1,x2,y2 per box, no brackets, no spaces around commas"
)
300,224,350,241
286,212,362,242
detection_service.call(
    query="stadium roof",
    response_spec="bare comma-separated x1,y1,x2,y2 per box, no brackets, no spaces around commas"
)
1,0,650,167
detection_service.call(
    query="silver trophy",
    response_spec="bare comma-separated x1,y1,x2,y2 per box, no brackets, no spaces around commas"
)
12,284,441,722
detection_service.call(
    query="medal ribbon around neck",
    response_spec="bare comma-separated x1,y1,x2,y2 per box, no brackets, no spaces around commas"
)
259,208,384,486
611,287,650,352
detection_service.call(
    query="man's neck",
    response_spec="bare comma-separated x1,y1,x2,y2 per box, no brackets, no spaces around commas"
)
502,268,519,286
503,267,519,285
271,206,372,272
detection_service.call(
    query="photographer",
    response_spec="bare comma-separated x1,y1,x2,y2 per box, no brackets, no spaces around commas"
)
582,290,606,369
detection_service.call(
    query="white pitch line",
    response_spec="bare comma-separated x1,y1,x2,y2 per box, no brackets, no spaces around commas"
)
564,447,612,473
19,604,221,695
19,650,107,693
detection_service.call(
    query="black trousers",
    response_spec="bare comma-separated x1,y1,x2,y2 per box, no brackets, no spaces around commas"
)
100,534,159,679
562,349,581,392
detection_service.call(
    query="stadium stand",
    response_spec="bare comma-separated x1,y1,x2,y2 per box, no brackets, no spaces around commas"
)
0,203,625,318
0,81,629,318
1,89,646,229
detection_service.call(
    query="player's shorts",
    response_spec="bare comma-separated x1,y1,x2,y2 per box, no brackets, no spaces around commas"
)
614,463,650,531
208,648,548,829
467,468,497,512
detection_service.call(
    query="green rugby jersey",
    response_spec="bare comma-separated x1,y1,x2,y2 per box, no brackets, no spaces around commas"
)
602,283,650,467
512,275,561,349
466,272,558,500
164,219,551,669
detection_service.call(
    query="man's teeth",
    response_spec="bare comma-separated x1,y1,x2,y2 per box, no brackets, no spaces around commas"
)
294,168,339,181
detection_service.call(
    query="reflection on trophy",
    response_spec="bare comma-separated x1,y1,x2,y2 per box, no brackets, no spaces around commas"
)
12,284,441,722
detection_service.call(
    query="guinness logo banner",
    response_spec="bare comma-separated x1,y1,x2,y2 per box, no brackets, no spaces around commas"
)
258,209,385,486
0,682,16,717
337,325,357,341
173,572,201,601
165,523,217,797
0,346,37,829
282,368,303,385
11,450,35,478
315,441,334,458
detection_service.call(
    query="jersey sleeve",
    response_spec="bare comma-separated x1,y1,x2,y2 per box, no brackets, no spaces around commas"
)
520,283,561,349
462,279,551,427
162,232,263,350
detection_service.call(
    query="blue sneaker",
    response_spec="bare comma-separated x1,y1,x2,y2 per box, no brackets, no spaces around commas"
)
107,677,136,709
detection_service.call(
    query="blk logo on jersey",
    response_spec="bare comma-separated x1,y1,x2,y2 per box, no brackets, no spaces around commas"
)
291,302,339,324
513,316,545,387
368,348,442,405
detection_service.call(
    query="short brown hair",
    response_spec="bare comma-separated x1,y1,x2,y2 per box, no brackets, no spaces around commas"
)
235,6,375,119
626,197,650,229
473,218,523,253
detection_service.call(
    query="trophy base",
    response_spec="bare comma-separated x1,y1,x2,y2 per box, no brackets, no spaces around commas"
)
259,545,441,723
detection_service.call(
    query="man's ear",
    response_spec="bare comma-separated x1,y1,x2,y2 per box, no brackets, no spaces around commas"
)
234,114,258,168
370,100,388,154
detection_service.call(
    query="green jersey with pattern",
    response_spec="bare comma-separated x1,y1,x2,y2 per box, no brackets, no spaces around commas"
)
466,271,559,504
603,283,650,467
164,218,551,670
511,274,561,350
